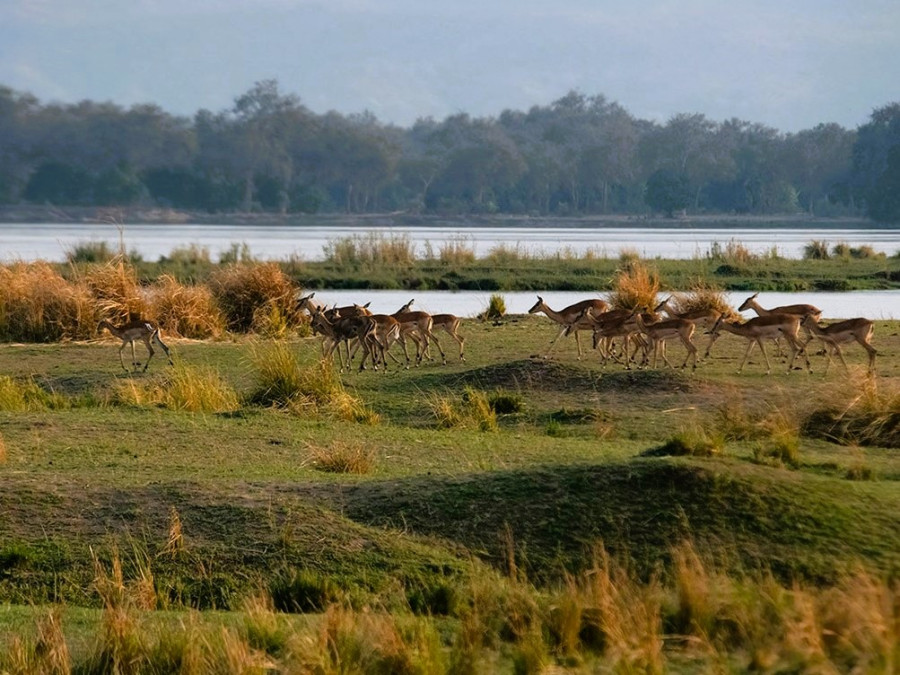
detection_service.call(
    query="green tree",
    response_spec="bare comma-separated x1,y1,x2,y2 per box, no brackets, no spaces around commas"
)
645,168,690,217
852,102,900,222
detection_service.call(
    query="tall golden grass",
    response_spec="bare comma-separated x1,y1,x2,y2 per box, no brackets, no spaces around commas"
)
81,259,147,324
323,233,417,268
208,262,302,334
428,386,498,431
2,540,897,673
148,274,224,339
248,343,379,423
0,262,97,342
608,259,661,311
112,363,240,413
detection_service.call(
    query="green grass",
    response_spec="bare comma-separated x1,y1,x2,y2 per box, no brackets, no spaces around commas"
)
0,314,899,670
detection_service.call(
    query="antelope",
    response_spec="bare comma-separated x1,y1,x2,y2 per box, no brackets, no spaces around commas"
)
738,292,821,347
634,309,698,370
528,295,610,359
392,299,446,367
572,306,637,367
654,296,724,358
801,315,877,374
299,292,371,362
709,314,811,374
430,313,465,361
98,319,173,373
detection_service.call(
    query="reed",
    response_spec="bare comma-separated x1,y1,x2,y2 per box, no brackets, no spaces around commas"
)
65,239,117,264
323,232,416,268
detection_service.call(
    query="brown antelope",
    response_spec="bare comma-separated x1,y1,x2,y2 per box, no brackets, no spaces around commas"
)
634,309,698,370
738,292,821,348
430,313,465,361
654,296,724,358
801,315,877,374
98,319,173,373
710,314,810,374
392,299,446,367
528,295,610,359
298,292,371,362
572,306,636,367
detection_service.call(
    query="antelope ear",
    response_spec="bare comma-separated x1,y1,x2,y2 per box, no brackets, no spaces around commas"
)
536,295,543,301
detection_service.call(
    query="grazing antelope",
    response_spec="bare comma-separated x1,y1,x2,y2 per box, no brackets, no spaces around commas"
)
801,315,877,374
634,309,698,370
528,295,610,359
98,319,173,373
710,314,810,375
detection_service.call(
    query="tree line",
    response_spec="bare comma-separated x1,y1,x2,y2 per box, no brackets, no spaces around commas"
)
1,80,898,222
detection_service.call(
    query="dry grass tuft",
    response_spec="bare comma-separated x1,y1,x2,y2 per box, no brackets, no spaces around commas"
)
307,440,376,474
149,274,225,339
81,259,147,324
608,259,661,311
208,262,301,334
0,432,6,464
668,279,738,319
249,344,378,422
323,232,417,268
435,237,476,264
163,506,185,557
804,373,900,448
0,262,98,341
428,386,498,431
112,363,239,413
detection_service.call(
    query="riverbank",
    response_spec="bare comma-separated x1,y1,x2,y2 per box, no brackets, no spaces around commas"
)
0,204,878,229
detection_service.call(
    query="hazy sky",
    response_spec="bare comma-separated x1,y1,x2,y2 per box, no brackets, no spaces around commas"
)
2,0,898,132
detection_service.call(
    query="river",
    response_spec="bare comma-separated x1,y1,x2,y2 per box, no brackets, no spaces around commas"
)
2,222,899,263
2,222,898,319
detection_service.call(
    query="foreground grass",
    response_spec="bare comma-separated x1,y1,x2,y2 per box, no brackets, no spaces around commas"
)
0,314,898,670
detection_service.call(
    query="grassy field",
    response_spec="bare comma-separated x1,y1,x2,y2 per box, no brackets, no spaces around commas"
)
0,310,898,671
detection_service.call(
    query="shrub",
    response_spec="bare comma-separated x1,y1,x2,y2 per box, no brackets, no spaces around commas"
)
162,243,211,265
481,294,506,321
219,241,255,264
645,427,723,457
803,240,830,260
323,233,416,268
487,389,524,414
269,568,342,613
65,239,116,264
435,237,476,265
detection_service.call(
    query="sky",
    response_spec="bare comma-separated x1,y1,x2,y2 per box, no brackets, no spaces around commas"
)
1,0,898,132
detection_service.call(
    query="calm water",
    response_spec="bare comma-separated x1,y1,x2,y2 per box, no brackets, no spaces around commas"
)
2,222,898,319
2,222,899,262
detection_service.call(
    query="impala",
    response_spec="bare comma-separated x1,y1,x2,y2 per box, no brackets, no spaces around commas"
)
654,296,724,358
299,292,371,361
573,306,637,367
528,295,610,359
801,315,877,373
738,291,821,347
98,318,173,373
634,309,698,370
709,314,810,374
392,299,446,367
430,313,466,361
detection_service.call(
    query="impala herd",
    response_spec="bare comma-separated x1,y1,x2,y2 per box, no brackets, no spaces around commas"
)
96,290,878,376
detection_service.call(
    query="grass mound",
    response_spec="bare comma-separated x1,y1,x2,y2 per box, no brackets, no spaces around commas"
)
596,369,695,392
336,459,900,584
455,358,598,392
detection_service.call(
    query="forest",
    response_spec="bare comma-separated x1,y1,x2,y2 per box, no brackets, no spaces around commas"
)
1,80,899,222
